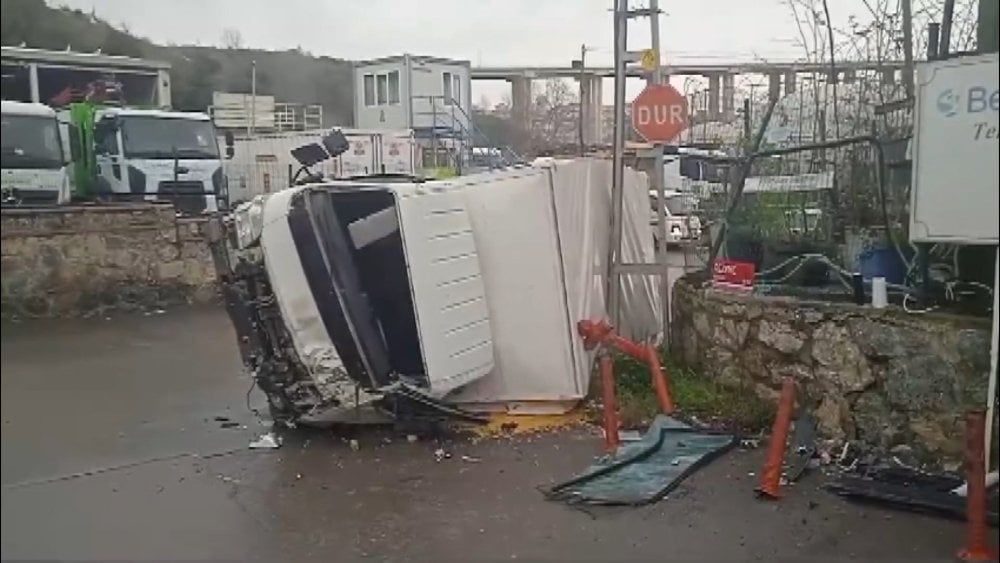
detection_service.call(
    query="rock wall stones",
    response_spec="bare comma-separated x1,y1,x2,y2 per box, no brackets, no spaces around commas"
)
671,274,992,463
2,205,218,318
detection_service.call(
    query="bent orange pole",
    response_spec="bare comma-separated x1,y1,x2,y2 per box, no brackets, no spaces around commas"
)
599,354,619,452
645,345,676,415
957,411,997,562
756,378,796,500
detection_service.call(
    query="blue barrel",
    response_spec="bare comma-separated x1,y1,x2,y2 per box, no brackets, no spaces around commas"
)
857,246,905,284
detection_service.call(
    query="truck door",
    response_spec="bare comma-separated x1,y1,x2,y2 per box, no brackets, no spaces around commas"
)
93,118,126,196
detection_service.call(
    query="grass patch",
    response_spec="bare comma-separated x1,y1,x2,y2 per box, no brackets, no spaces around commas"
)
611,349,775,434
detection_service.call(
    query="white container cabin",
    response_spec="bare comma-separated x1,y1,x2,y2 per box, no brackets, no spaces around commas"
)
353,55,473,170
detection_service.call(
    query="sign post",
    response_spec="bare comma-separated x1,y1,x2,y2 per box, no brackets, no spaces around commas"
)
609,0,692,342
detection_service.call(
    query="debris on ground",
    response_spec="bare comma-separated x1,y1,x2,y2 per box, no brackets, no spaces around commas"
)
434,448,452,462
739,438,760,449
406,434,419,443
783,413,817,483
349,439,360,451
824,460,1000,526
465,411,587,440
544,415,736,505
248,432,282,449
619,430,642,442
461,455,482,463
952,471,1000,497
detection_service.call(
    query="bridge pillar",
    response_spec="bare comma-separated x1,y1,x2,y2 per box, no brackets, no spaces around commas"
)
509,76,533,151
784,72,796,95
707,73,721,120
768,72,781,102
722,73,735,120
580,74,603,145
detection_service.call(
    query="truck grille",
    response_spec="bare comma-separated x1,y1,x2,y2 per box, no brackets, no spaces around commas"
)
158,181,208,214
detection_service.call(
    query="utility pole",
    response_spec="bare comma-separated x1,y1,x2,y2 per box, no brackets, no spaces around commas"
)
900,0,915,99
647,0,671,340
608,0,628,328
250,60,257,136
577,44,593,156
608,0,671,339
939,0,956,58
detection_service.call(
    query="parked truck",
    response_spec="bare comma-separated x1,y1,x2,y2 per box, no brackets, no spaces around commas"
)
70,104,231,213
1,100,72,206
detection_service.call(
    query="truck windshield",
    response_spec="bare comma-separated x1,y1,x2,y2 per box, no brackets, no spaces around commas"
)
0,114,64,170
121,116,220,160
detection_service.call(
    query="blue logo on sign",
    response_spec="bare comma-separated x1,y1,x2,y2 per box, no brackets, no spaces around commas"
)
936,89,960,117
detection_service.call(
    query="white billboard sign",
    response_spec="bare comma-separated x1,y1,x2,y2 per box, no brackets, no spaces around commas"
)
910,53,999,244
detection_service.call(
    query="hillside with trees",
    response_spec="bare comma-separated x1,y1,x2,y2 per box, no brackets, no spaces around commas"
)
1,0,355,124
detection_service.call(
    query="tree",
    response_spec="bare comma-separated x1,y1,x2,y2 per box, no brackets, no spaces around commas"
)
527,78,577,150
221,28,243,50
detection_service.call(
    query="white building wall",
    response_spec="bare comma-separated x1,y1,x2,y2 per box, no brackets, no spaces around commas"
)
408,58,471,132
354,59,411,130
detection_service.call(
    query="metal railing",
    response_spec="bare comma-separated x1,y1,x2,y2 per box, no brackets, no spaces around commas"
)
411,95,521,171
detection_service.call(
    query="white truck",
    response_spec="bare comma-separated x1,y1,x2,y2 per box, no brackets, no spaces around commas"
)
90,107,228,213
1,100,72,206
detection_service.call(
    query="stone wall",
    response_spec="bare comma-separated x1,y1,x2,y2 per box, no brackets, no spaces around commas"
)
671,273,993,462
2,204,218,318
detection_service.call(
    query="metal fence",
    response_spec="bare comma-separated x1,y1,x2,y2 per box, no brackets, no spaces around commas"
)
707,133,915,300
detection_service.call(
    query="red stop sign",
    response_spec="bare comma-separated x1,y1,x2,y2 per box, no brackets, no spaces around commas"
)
631,84,689,142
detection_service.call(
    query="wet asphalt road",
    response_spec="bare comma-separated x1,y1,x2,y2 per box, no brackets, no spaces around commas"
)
1,305,987,562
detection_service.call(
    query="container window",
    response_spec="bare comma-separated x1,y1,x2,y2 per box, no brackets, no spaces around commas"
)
442,72,452,105
376,74,388,105
363,74,375,106
387,71,400,105
452,75,461,108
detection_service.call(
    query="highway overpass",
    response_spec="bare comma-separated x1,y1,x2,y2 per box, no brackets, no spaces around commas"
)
474,60,906,146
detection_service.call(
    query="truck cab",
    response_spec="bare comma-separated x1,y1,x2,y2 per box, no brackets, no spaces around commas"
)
92,108,226,213
1,100,72,206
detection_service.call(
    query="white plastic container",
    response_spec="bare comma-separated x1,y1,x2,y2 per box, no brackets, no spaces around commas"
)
871,277,888,309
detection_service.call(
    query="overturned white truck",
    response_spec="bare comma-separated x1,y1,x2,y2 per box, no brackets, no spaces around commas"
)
212,160,660,424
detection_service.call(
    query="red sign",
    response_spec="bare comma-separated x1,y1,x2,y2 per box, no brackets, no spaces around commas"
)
631,84,689,142
712,259,756,292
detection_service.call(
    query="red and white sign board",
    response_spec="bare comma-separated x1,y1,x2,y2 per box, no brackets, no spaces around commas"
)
712,259,756,292
631,84,689,143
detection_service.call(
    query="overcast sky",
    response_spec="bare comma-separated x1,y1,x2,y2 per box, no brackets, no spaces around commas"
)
52,0,877,103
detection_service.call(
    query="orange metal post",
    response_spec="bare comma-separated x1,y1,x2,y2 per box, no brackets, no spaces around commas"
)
957,411,997,562
599,354,620,452
645,345,676,415
755,377,796,499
